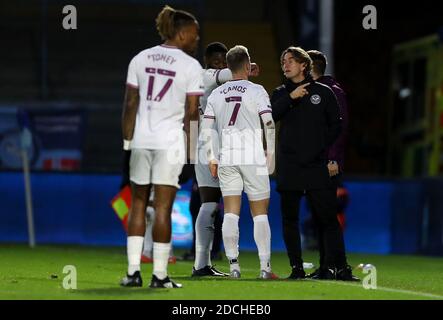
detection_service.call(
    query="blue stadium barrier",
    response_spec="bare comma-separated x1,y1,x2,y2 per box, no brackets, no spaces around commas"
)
390,181,425,254
1,172,125,245
1,172,442,255
343,181,393,254
422,179,443,255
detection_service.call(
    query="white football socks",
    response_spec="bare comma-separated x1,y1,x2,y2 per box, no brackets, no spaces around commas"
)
142,206,155,257
222,213,240,272
194,202,218,270
153,242,171,280
253,214,272,272
127,236,144,275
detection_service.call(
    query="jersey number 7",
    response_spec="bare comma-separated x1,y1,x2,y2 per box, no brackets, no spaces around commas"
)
226,96,242,126
145,68,176,102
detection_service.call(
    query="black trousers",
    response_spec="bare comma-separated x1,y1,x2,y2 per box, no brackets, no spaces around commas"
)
280,186,347,269
310,176,346,267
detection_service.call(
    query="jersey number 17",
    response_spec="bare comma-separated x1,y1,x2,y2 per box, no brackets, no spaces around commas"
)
145,68,175,102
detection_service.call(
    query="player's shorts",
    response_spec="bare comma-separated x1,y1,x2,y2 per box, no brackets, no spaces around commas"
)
195,162,220,188
217,165,270,201
130,149,184,189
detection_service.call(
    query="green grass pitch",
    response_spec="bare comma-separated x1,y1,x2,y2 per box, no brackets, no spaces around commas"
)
0,244,442,300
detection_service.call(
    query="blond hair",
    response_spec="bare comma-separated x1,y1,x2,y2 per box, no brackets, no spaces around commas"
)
226,45,250,73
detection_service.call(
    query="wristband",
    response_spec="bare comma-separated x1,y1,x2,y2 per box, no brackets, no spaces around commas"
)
123,139,131,150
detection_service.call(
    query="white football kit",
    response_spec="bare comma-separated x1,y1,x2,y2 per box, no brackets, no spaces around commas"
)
195,68,233,188
202,79,273,201
126,44,204,187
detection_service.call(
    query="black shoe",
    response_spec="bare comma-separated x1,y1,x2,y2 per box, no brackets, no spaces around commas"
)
192,265,229,277
287,266,306,280
120,271,143,287
306,267,322,279
307,267,335,280
149,275,182,288
336,265,360,282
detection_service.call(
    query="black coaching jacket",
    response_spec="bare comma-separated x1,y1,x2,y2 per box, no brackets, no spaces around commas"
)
271,77,342,191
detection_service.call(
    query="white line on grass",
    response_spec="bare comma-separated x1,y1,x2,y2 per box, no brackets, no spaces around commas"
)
311,280,443,300
1,280,442,300
170,261,443,299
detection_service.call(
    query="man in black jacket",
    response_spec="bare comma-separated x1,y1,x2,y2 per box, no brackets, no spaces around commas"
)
271,46,358,281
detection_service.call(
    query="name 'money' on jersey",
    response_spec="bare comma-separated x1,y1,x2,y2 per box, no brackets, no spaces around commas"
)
203,80,272,166
126,44,204,150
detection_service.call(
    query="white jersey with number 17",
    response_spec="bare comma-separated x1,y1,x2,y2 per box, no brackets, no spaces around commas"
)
126,44,204,150
203,79,272,167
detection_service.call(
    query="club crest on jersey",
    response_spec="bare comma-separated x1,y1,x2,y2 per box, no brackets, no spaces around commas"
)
310,94,321,105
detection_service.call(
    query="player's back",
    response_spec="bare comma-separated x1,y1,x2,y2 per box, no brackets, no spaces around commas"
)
207,79,269,166
128,44,203,150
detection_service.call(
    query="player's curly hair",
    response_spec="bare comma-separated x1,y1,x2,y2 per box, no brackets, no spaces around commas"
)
205,42,228,59
281,46,313,78
156,5,197,41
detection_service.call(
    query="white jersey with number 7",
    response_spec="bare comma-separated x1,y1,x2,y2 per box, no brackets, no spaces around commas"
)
126,44,204,150
203,79,272,167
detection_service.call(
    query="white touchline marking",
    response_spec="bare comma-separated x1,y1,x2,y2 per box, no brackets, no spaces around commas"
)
172,261,443,299
311,280,443,299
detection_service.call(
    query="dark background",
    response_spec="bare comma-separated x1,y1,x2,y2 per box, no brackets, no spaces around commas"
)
1,1,443,257
1,0,442,176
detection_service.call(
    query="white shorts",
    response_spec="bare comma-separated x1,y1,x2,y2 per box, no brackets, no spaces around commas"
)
130,149,184,188
217,165,270,201
195,163,220,188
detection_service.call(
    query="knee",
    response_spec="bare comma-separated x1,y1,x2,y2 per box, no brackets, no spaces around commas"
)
197,203,217,222
196,211,215,231
280,203,299,222
128,210,145,227
316,214,341,229
155,203,173,216
281,212,299,224
153,212,171,226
